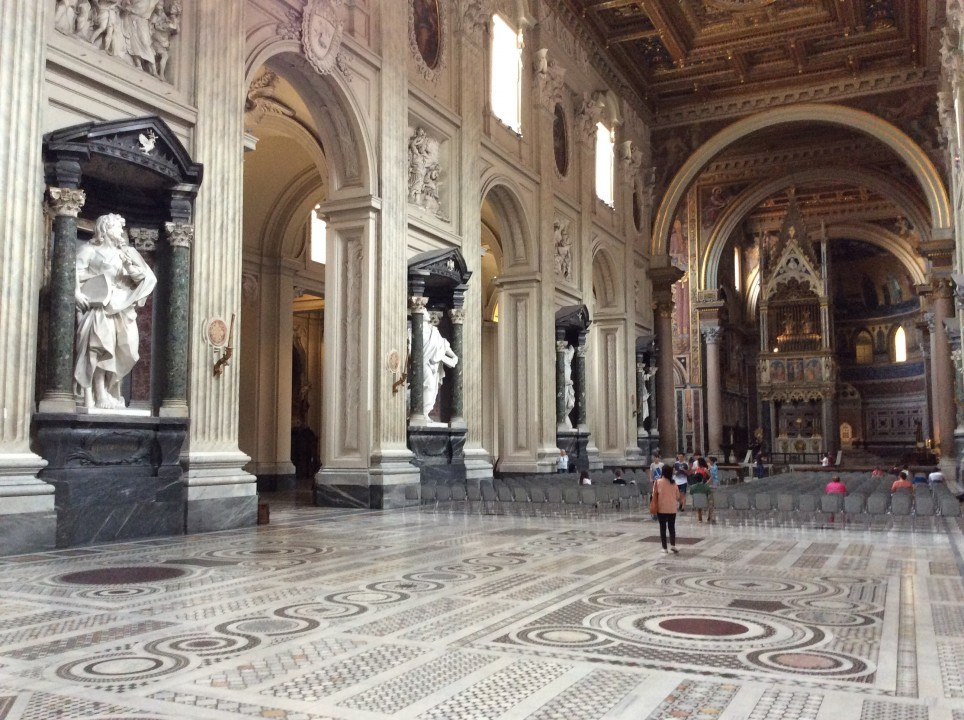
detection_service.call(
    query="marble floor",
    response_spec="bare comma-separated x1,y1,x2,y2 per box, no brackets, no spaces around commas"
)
1,502,964,720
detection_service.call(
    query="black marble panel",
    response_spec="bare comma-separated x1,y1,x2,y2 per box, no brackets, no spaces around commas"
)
314,482,369,509
256,474,297,493
32,413,188,548
409,426,467,484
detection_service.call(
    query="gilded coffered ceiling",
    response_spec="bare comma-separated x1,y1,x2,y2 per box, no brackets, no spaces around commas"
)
565,0,935,122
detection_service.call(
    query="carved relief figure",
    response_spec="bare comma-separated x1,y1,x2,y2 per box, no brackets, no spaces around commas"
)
244,71,296,130
422,319,458,417
74,214,157,410
56,0,79,34
563,344,576,426
150,0,180,80
553,220,572,280
123,0,162,75
90,0,123,56
407,127,442,214
76,0,94,40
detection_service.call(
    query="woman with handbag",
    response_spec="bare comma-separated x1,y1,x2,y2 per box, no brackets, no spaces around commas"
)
650,471,681,554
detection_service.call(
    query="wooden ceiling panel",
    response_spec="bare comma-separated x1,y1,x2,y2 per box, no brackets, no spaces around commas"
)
565,0,928,121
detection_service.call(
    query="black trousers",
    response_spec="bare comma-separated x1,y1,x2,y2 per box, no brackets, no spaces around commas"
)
657,512,677,549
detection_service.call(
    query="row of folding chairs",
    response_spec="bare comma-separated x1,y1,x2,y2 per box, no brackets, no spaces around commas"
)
412,480,647,516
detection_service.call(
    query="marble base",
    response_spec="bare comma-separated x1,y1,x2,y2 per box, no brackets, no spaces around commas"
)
0,510,56,554
32,413,188,548
256,473,297,493
409,425,467,485
185,494,258,534
557,429,593,472
637,431,658,461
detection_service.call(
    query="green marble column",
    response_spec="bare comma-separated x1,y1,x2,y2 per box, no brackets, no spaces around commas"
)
40,187,86,412
448,308,465,424
575,332,588,428
160,222,193,417
409,295,427,425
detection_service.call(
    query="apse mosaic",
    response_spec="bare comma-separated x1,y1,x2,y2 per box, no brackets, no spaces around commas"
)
0,506,961,719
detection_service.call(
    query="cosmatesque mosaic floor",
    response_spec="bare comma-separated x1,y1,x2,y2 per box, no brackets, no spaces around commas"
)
1,503,964,720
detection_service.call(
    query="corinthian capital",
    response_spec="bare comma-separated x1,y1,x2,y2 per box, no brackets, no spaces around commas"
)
164,222,194,248
702,326,724,344
46,187,86,218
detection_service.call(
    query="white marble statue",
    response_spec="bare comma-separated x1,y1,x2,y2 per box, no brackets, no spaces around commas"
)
563,344,575,426
640,365,656,421
74,214,157,410
422,321,458,417
553,220,572,280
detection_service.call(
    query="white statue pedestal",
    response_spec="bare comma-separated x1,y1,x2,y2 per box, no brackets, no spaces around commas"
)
77,407,152,417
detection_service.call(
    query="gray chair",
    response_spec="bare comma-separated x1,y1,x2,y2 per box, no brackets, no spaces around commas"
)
820,494,843,524
866,494,890,529
435,484,452,511
579,486,598,514
563,487,581,515
890,492,912,520
940,495,962,517
528,485,547,515
497,484,515,514
843,493,865,526
777,493,796,523
466,483,482,513
732,492,751,523
404,484,421,505
797,494,818,525
545,485,564,515
421,483,436,507
451,484,467,510
481,484,499,514
512,485,531,515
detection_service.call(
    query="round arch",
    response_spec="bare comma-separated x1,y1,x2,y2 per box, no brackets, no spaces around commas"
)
701,166,930,290
480,176,534,271
652,103,951,256
245,43,376,195
590,243,621,312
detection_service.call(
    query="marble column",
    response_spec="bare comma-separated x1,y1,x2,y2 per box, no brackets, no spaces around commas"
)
40,186,85,412
655,302,677,455
933,280,956,459
703,326,724,455
918,318,934,441
448,308,466,426
160,222,193,416
0,0,54,553
183,0,256,532
575,332,589,428
408,296,428,426
556,337,569,430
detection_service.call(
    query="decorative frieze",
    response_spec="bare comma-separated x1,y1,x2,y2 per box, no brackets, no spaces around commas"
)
53,0,182,83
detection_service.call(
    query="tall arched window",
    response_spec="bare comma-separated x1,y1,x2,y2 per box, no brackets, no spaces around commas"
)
855,330,873,365
595,122,614,207
490,14,522,134
893,325,907,363
310,205,327,265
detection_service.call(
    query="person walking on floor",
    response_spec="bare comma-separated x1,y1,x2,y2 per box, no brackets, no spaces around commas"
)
651,470,681,554
672,453,689,512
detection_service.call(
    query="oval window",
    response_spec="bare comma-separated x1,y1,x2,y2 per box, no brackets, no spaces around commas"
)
553,103,568,176
413,0,442,69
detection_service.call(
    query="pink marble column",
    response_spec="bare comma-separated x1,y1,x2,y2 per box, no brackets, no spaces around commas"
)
703,326,724,455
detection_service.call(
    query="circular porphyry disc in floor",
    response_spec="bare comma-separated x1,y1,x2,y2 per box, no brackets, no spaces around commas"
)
57,566,187,585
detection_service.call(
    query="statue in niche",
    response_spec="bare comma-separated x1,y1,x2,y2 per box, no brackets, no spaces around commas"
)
553,220,572,280
885,274,902,304
801,309,813,335
74,214,157,410
640,365,656,421
422,317,458,417
563,344,576,426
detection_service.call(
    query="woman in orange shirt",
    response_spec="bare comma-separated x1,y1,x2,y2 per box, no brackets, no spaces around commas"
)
651,473,682,554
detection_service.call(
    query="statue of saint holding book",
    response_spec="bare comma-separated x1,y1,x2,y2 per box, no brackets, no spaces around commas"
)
74,213,156,410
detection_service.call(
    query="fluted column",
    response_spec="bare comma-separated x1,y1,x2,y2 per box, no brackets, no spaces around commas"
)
703,326,724,455
655,302,676,454
183,0,255,531
160,222,193,416
0,0,54,552
408,296,428,426
933,280,956,458
448,308,465,426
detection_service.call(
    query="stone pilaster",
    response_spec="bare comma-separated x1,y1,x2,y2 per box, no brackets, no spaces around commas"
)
183,0,256,532
0,0,54,553
456,8,494,480
40,186,86,412
556,338,569,430
654,302,676,455
160,222,193,416
448,308,466,426
703,325,724,455
408,296,428,426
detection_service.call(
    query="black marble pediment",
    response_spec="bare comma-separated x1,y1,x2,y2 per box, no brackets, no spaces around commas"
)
408,248,472,309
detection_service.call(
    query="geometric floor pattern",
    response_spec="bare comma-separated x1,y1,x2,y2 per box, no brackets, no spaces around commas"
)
1,503,963,719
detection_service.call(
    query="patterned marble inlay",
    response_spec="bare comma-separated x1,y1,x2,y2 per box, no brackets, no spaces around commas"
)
860,698,929,719
644,680,739,720
748,688,823,720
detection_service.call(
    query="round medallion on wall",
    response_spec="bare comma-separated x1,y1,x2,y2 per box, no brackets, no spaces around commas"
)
206,318,229,348
553,104,569,177
411,0,444,80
